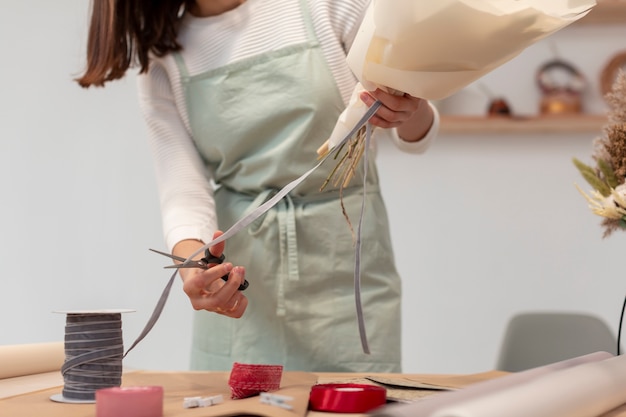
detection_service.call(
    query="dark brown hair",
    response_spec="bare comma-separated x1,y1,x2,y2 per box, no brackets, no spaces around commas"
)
76,0,192,87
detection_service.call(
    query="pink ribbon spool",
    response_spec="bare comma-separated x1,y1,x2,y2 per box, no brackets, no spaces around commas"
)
96,386,163,417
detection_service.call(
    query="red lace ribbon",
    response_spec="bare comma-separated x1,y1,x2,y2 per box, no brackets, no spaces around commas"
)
228,362,283,399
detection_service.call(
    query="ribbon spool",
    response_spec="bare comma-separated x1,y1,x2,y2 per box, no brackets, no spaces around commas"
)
96,386,164,417
228,362,283,399
309,383,387,413
50,309,134,404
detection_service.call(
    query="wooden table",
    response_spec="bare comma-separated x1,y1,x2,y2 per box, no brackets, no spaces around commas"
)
0,369,505,417
5,369,626,417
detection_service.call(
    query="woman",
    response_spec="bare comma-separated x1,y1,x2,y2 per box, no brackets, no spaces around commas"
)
78,0,438,372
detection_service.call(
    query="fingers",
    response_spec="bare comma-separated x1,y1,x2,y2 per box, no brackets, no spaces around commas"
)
182,264,248,318
209,266,248,318
216,290,248,318
207,230,226,260
359,89,422,129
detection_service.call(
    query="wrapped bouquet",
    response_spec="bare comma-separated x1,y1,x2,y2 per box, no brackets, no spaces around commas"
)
320,0,596,183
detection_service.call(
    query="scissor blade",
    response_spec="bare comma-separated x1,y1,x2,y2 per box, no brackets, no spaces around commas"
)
149,248,188,263
163,263,207,269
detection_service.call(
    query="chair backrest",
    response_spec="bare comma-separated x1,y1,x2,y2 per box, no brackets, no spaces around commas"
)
496,311,618,372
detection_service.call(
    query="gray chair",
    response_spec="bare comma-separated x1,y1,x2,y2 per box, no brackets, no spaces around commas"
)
496,311,619,372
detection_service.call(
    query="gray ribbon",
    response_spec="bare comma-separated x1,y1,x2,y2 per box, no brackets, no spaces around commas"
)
125,100,383,357
354,122,374,354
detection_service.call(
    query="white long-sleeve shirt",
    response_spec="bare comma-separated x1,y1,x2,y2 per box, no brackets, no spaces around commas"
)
137,0,439,251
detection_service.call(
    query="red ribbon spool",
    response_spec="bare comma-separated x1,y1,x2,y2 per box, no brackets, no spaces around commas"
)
308,383,386,413
228,362,283,399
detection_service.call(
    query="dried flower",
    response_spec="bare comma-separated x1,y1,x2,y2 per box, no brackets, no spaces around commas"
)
318,126,369,243
575,184,626,220
573,70,626,236
605,70,626,125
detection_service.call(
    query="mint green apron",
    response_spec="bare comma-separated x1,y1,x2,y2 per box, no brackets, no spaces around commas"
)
174,0,401,372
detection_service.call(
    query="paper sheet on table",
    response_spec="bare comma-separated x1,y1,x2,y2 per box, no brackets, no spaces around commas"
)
371,351,613,417
326,0,595,150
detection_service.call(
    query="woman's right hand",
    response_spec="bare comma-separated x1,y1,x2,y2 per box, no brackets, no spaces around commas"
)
173,233,248,318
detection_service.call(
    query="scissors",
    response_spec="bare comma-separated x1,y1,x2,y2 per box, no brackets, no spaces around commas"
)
150,248,249,291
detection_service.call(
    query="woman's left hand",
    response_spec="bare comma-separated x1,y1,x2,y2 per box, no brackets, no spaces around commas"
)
360,88,434,142
359,89,424,128
175,232,248,318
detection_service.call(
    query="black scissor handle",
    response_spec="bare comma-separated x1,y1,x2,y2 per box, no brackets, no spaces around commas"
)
224,275,249,291
201,250,225,265
219,271,249,291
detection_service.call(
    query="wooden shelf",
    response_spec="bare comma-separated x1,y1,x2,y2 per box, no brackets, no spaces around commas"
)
440,115,607,134
575,1,626,25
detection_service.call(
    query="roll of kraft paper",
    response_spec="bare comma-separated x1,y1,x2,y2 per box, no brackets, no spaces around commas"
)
372,351,613,417
0,342,65,379
429,354,626,417
96,386,163,417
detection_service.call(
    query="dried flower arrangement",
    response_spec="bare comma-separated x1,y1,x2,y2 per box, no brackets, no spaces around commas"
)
573,70,626,237
317,125,370,242
318,125,367,192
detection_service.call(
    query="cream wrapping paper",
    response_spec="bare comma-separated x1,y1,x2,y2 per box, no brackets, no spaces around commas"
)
325,0,595,149
371,351,613,417
428,353,626,417
0,342,65,379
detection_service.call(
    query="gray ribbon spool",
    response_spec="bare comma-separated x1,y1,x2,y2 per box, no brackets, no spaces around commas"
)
50,309,134,404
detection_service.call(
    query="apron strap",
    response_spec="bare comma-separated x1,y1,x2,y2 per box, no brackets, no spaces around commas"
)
297,0,319,45
276,193,298,316
242,189,300,317
173,52,190,80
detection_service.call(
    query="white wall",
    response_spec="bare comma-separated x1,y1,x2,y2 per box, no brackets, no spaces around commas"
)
1,2,624,374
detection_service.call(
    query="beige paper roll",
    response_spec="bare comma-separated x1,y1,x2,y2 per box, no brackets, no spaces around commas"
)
431,354,626,417
372,351,613,417
0,342,65,379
